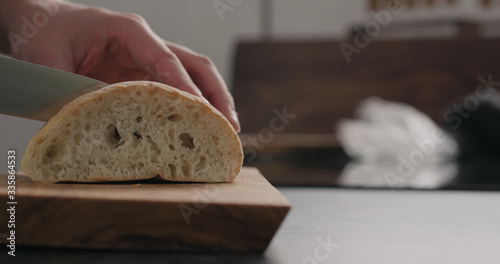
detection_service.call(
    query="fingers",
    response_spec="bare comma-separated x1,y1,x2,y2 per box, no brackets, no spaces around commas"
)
112,13,240,132
117,14,202,98
166,42,240,132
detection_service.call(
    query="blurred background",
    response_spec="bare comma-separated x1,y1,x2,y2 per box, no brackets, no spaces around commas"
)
3,0,500,189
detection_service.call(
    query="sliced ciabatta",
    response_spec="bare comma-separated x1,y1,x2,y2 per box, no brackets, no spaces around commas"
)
21,81,243,183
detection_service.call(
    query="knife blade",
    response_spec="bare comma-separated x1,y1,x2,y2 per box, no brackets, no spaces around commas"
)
0,56,108,121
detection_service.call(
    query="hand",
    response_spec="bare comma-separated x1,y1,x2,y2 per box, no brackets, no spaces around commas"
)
0,0,240,132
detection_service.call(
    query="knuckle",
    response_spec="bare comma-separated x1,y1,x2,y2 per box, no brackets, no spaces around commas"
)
162,51,178,62
122,13,147,26
85,6,108,15
195,54,214,67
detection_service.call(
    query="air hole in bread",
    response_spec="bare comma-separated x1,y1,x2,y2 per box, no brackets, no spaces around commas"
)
181,162,192,176
195,156,207,172
179,133,195,149
106,124,124,148
84,124,90,132
168,128,175,141
133,130,142,139
136,116,142,123
168,164,177,178
43,145,57,165
169,144,175,151
154,105,162,113
146,136,161,154
159,116,168,126
151,154,158,163
167,114,182,122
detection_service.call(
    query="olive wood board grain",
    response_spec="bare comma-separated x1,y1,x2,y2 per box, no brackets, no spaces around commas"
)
0,167,290,253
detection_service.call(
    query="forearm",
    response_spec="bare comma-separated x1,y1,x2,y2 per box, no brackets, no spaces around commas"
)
0,0,20,53
0,0,62,54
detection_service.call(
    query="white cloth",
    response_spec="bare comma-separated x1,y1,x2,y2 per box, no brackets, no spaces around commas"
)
337,97,459,164
337,97,459,189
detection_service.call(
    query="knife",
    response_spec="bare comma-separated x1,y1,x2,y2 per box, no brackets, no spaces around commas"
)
0,56,108,121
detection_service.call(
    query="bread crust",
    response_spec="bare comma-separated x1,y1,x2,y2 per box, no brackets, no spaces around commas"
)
21,81,243,183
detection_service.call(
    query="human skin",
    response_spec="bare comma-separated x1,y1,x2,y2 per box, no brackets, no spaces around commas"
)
0,0,240,132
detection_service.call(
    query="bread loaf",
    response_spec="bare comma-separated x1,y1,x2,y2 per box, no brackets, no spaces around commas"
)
21,81,243,183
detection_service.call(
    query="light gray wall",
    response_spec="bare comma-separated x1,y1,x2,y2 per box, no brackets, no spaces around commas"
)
1,0,495,170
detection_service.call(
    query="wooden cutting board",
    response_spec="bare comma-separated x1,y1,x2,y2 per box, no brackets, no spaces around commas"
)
0,167,290,253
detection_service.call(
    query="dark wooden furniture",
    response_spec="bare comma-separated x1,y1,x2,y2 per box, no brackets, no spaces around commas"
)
232,37,500,185
233,38,500,134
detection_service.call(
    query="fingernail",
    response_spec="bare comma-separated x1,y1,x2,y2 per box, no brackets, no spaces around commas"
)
230,110,241,132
